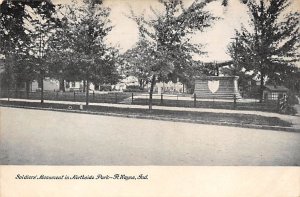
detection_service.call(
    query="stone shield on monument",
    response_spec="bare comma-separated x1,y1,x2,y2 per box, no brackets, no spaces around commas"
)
208,80,219,93
194,76,241,99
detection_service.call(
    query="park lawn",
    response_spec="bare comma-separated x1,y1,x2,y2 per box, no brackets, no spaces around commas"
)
0,100,292,128
1,91,282,113
132,98,279,112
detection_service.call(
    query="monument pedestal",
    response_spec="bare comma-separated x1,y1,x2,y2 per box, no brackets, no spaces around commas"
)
194,76,241,99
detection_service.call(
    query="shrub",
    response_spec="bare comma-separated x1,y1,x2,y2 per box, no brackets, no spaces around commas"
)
124,85,146,92
124,88,145,92
100,85,112,91
287,92,299,105
126,85,141,89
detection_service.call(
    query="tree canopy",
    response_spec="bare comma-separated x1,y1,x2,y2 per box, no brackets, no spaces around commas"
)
126,0,218,109
228,0,299,101
46,0,120,104
0,0,57,98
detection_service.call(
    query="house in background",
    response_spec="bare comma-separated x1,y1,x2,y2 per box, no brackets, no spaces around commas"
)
31,79,60,92
113,76,186,94
30,79,95,92
155,81,185,94
263,85,289,100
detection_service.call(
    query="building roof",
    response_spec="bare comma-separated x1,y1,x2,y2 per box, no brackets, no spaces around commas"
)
202,60,233,67
264,85,289,92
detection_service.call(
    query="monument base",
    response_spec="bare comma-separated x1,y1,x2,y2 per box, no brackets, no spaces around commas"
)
194,76,241,99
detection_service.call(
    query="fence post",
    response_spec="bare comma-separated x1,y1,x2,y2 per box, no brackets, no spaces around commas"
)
131,93,134,104
277,97,280,112
194,93,196,107
146,94,148,105
177,95,179,107
7,88,10,101
160,94,163,105
73,91,76,102
56,92,58,100
93,91,95,101
233,94,237,109
115,93,118,103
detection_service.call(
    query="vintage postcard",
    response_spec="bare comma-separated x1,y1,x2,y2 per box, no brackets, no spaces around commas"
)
0,0,299,196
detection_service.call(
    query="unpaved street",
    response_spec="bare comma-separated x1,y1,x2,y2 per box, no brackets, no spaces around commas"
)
1,107,299,165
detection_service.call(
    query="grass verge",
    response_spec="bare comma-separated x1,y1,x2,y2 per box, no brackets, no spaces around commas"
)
0,100,292,129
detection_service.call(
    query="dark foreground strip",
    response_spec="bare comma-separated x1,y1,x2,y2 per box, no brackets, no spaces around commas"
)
0,103,298,133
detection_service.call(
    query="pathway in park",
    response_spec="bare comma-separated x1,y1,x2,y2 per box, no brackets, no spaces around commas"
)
1,98,300,130
1,107,300,165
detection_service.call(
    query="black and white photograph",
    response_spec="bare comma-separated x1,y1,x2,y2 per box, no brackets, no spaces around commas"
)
0,0,300,195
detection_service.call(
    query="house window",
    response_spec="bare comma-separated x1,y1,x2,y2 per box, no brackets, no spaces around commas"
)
72,82,75,87
271,92,278,100
38,81,41,88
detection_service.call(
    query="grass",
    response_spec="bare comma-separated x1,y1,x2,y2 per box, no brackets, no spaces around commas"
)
0,100,292,128
0,91,131,103
1,91,281,113
132,98,279,112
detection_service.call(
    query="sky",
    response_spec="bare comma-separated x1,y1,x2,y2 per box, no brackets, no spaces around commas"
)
1,0,299,64
90,0,299,63
102,0,251,62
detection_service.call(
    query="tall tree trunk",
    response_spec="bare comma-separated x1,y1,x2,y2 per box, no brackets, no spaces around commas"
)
149,75,156,111
86,79,89,106
259,72,264,103
139,79,143,89
40,70,44,104
59,78,65,92
26,80,30,99
7,81,10,101
15,81,18,98
83,80,86,93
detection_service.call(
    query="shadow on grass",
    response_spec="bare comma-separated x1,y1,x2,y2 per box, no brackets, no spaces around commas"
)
0,100,292,128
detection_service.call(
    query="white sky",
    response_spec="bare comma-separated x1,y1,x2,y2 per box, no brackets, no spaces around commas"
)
1,0,299,64
100,0,299,63
102,0,251,62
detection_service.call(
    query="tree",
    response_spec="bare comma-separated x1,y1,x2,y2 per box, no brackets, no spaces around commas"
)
0,0,29,97
123,38,154,89
128,0,218,110
228,0,299,102
25,1,58,103
220,40,255,95
124,0,250,91
0,0,58,101
48,0,119,105
46,12,77,92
